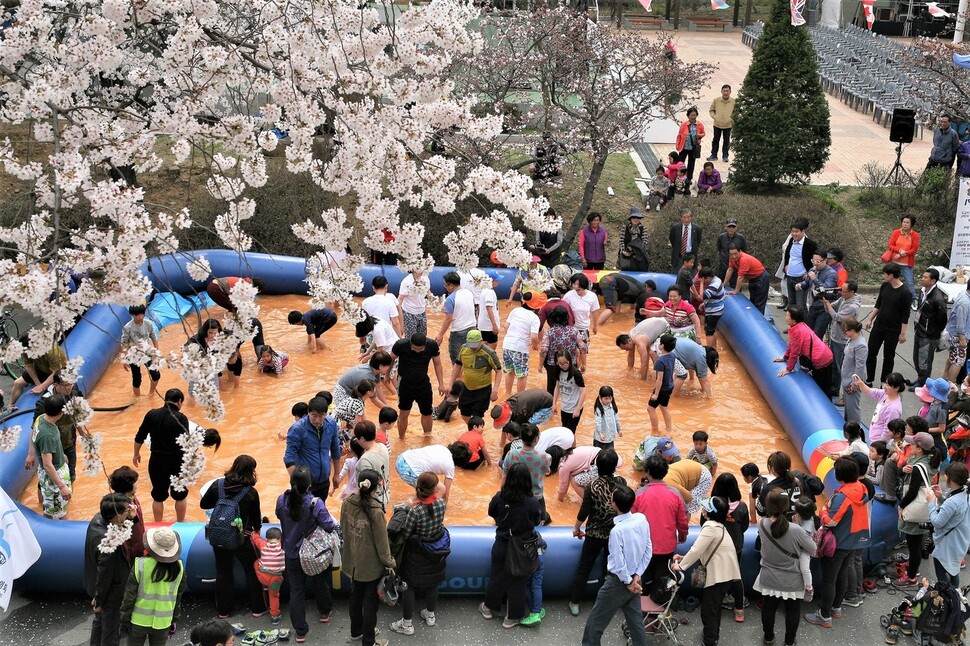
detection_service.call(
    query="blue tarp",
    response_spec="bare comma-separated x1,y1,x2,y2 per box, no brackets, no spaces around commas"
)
147,291,215,330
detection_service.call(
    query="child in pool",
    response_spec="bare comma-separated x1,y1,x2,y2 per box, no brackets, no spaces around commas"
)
256,345,288,375
592,385,621,450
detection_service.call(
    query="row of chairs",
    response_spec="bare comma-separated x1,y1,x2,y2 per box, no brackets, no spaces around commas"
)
741,22,937,138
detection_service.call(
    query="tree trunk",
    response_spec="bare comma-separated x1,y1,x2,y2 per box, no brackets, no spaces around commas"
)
562,147,609,252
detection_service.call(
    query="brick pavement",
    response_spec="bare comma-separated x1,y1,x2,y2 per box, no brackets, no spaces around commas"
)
638,30,933,186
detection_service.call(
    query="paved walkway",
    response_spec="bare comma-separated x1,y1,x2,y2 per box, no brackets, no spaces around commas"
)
638,30,932,186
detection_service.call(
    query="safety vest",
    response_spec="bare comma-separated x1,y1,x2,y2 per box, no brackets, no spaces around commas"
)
130,557,183,630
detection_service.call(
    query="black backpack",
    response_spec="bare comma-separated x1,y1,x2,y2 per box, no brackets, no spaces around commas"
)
205,480,250,550
791,470,825,497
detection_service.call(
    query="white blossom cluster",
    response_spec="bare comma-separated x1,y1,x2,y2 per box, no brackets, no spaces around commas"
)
98,519,134,554
0,426,21,453
78,432,106,478
170,422,207,493
63,396,94,428
0,0,555,421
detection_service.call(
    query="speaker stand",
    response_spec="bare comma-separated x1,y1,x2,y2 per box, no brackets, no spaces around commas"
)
882,142,913,186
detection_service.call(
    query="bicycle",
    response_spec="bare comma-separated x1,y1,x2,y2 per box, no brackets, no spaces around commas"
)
0,308,25,380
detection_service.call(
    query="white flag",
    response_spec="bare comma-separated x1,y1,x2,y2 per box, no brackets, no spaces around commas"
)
0,486,42,610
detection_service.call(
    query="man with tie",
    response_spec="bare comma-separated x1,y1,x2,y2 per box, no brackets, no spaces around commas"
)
668,208,702,272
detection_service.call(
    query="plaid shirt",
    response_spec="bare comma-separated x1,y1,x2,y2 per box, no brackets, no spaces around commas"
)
403,498,446,540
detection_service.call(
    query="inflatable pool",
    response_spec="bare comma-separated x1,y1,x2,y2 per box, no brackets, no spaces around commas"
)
4,250,897,596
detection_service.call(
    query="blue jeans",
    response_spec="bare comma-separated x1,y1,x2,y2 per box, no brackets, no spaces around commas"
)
528,554,544,613
900,266,915,304
581,574,648,646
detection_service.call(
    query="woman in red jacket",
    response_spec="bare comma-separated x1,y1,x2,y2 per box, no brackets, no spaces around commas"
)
675,107,706,187
773,305,834,397
886,215,920,304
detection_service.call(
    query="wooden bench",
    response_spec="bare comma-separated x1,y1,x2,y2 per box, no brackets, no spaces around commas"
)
684,16,733,31
625,16,672,29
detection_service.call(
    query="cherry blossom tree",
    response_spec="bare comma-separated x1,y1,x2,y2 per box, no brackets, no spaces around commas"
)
905,38,970,125
0,0,557,430
455,5,713,248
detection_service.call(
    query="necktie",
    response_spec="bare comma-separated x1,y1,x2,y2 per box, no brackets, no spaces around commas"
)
681,226,688,256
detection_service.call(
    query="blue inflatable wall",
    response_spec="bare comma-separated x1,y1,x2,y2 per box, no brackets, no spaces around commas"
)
6,251,895,596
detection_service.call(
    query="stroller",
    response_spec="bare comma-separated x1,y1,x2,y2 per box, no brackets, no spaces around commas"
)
881,579,970,645
622,561,685,644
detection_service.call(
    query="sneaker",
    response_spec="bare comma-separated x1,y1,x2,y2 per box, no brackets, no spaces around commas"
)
294,636,306,645
255,631,279,645
706,155,717,161
894,575,919,588
479,602,493,620
863,580,878,593
722,157,729,163
520,609,546,626
271,614,282,626
349,628,381,641
319,611,333,624
831,607,843,619
242,633,258,646
252,610,269,619
390,619,414,635
843,595,864,608
734,608,745,622
374,640,389,646
502,617,520,629
420,609,436,626
804,611,833,628
568,602,580,616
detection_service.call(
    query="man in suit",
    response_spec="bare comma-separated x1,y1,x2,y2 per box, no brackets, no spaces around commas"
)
668,207,702,272
782,218,818,308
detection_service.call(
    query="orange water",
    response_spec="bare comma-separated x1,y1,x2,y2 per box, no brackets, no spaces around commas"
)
21,295,804,524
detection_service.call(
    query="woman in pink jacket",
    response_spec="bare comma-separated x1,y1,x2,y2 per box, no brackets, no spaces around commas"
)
773,305,834,397
675,107,706,186
555,445,601,502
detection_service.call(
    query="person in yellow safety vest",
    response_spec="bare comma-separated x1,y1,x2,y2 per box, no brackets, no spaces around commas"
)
507,256,550,305
121,526,186,645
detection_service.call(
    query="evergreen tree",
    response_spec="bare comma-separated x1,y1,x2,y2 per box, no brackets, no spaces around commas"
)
731,0,831,186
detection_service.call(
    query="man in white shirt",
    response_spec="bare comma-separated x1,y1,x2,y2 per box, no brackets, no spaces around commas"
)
362,275,403,337
477,270,502,349
581,486,652,646
397,270,430,339
501,298,541,394
435,271,477,365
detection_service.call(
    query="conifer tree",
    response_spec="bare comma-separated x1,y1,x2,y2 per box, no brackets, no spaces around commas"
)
731,0,831,186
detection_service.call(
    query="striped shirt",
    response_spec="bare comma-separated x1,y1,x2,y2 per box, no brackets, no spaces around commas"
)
702,277,726,316
254,537,286,574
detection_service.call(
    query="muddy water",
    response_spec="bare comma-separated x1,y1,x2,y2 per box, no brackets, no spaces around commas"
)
21,295,805,525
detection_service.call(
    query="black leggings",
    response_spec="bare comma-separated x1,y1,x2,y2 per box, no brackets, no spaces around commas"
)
561,409,582,432
129,364,161,388
401,584,438,621
906,532,924,579
761,595,801,646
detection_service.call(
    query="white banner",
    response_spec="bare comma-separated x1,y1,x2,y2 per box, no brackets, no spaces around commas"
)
0,487,41,610
951,178,970,269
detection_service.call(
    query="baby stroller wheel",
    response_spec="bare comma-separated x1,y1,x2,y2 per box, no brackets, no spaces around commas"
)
880,614,890,628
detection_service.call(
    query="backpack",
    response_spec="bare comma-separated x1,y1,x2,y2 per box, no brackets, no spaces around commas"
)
812,524,836,558
791,470,825,497
298,498,343,576
205,480,250,550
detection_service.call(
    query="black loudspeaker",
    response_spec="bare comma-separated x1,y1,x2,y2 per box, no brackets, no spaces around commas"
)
889,109,916,144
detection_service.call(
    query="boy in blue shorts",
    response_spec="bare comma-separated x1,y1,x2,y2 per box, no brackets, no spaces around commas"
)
648,335,676,434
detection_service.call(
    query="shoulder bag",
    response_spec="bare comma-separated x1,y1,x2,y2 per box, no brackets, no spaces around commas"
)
502,504,541,577
798,334,815,373
760,520,799,558
298,497,343,576
901,463,932,524
691,527,725,588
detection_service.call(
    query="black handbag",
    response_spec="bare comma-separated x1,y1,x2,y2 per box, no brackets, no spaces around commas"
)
505,530,541,577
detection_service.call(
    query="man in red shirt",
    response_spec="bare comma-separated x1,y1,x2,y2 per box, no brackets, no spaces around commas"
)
631,456,689,596
724,246,770,314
